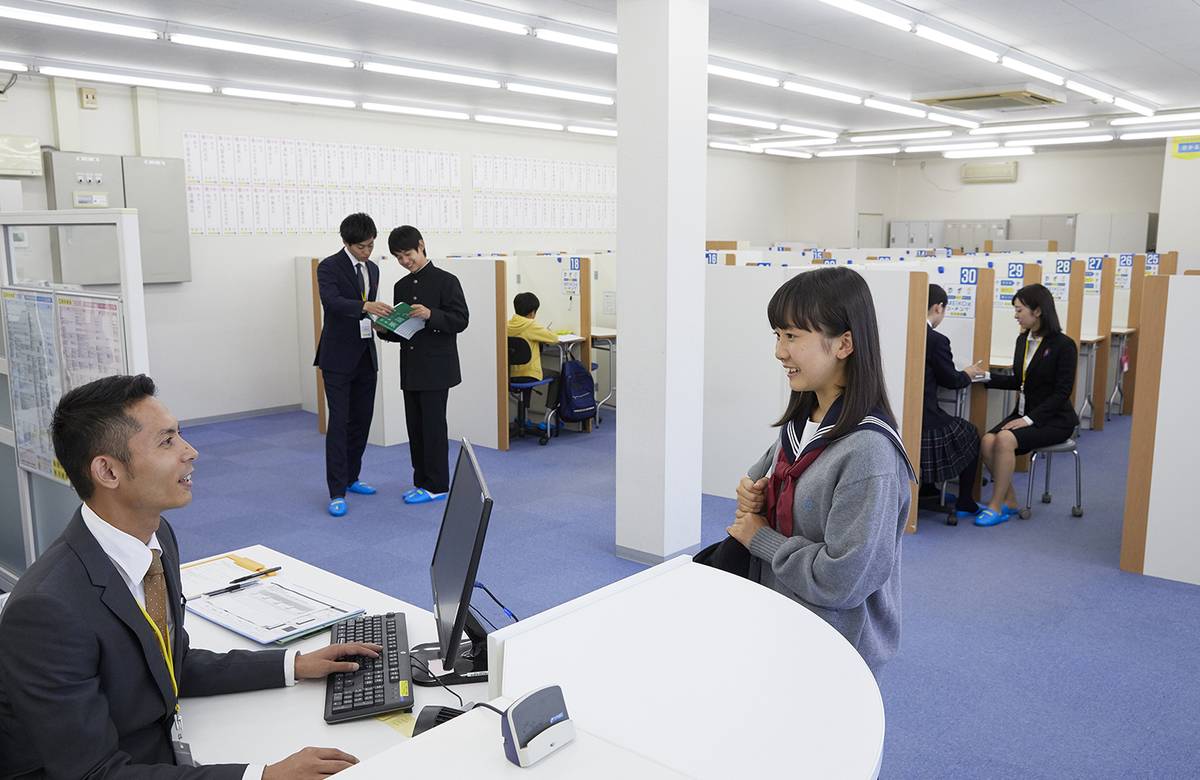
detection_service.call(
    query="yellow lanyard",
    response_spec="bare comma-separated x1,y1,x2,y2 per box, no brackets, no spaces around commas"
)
137,602,179,699
1021,337,1040,390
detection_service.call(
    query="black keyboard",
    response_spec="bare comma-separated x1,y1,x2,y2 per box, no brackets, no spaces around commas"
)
323,612,415,724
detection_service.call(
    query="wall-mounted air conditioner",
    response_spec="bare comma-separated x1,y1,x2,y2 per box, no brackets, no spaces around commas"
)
961,161,1018,184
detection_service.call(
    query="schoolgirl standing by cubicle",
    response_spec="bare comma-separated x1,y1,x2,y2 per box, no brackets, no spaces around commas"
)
721,267,915,674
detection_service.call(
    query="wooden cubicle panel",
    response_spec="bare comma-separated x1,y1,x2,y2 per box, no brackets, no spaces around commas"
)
706,240,738,251
495,261,509,451
970,266,996,500
1089,257,1116,431
1159,251,1179,275
310,257,328,435
903,271,930,533
1065,260,1085,347
580,256,594,434
1185,269,1200,276
725,253,736,266
1121,255,1147,415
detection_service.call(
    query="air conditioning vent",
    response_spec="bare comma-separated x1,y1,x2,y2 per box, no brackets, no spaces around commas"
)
915,86,1063,111
961,161,1018,184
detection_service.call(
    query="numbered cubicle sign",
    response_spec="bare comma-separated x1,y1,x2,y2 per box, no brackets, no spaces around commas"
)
1146,252,1160,275
916,249,929,257
569,256,581,271
1056,259,1072,275
1084,256,1104,294
823,258,837,265
959,267,979,285
705,251,718,265
1008,262,1024,280
1119,253,1134,267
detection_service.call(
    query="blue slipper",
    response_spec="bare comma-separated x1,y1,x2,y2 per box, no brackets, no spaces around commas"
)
974,507,1010,527
347,481,376,495
404,488,447,505
402,487,421,500
955,505,982,520
1000,504,1020,516
328,498,348,517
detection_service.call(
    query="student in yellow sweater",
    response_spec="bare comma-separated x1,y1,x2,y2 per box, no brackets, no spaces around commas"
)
507,292,558,381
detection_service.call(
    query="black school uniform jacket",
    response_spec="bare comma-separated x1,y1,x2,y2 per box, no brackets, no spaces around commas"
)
986,330,1080,431
378,261,469,391
923,325,972,431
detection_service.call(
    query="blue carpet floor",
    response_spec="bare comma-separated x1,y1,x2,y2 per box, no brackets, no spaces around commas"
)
171,409,1200,778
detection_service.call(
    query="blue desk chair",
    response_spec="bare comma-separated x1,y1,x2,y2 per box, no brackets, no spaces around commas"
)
508,336,555,446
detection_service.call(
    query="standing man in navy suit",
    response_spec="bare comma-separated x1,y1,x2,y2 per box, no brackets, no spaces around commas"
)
315,213,392,517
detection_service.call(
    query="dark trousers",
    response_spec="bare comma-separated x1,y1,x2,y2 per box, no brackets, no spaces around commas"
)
403,388,450,494
954,449,982,513
323,350,377,499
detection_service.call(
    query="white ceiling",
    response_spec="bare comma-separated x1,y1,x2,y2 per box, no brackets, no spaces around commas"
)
1,0,1197,150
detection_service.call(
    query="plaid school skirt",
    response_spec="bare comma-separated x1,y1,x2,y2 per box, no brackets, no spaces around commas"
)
920,416,980,484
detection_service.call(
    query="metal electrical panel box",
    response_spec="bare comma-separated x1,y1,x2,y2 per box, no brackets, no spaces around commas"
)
43,150,127,285
122,156,191,283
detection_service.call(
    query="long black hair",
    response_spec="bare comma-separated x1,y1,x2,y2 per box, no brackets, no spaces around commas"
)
1013,283,1062,337
767,267,896,439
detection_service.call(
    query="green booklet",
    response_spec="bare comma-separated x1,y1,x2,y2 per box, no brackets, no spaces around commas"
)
372,302,425,339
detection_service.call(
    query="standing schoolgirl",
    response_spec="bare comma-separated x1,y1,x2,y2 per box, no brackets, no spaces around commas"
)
727,267,915,674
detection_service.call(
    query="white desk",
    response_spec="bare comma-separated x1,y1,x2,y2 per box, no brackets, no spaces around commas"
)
183,546,485,766
590,328,617,421
1107,326,1135,419
488,560,885,779
1078,334,1104,429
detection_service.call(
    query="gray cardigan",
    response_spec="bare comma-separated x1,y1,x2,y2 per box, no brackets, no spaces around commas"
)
746,429,911,673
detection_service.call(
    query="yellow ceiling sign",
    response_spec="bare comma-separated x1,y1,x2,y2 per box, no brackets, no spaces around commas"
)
1171,136,1200,160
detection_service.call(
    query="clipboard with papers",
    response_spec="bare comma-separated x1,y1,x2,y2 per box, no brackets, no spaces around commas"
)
181,556,363,645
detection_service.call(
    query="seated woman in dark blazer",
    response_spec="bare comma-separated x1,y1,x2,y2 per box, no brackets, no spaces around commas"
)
976,283,1079,526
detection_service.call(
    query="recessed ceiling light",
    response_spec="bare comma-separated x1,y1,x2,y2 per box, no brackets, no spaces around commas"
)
0,4,159,39
1005,134,1114,147
864,98,927,118
816,147,902,157
1111,110,1200,127
506,82,614,105
913,25,1000,62
754,138,838,149
220,87,354,108
361,102,469,120
1118,127,1200,141
363,62,501,88
1113,96,1155,117
778,123,840,138
764,148,813,159
167,33,354,68
969,120,1091,136
532,28,617,54
1064,80,1114,103
904,141,998,153
814,0,912,32
475,114,564,131
781,81,863,105
943,147,1034,159
566,125,618,137
1000,56,1064,86
39,66,211,93
352,0,528,35
851,129,953,143
926,112,981,130
708,113,778,130
707,64,780,88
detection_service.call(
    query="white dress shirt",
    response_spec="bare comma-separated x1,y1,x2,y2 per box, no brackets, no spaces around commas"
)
81,504,296,780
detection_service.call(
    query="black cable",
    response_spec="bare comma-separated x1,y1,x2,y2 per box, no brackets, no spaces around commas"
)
473,581,519,622
0,73,16,95
471,702,505,717
469,603,498,631
407,654,463,708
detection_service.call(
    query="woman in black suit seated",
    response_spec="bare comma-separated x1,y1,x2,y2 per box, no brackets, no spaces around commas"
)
977,284,1079,527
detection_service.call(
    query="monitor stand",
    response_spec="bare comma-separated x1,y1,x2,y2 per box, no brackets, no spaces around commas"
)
410,611,489,686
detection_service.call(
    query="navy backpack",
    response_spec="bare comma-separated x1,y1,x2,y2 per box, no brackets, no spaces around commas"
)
557,359,597,423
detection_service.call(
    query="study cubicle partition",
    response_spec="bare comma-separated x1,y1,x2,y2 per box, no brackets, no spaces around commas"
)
1078,255,1117,430
1122,251,1179,415
589,252,617,410
296,255,509,451
702,264,929,531
1120,275,1200,587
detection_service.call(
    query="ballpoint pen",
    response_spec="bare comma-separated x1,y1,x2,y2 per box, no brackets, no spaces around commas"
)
229,565,281,583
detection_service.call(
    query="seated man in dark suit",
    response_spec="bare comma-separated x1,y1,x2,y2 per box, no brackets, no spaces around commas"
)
0,374,378,779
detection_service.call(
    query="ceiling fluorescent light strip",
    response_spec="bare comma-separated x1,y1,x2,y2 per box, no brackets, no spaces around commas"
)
1006,134,1113,147
904,141,998,153
39,65,211,93
1000,56,1064,86
0,59,28,72
221,87,354,108
532,28,617,54
166,33,354,68
814,0,912,32
0,4,159,39
782,81,862,105
1064,80,1114,103
944,147,1033,159
1119,126,1200,141
764,148,813,159
707,64,779,88
1111,111,1200,127
851,129,952,143
913,25,999,62
863,98,926,118
927,112,980,129
709,142,762,153
755,138,838,149
506,82,613,105
816,147,901,157
566,125,617,137
362,102,469,119
708,113,778,130
352,0,528,35
1113,96,1155,117
778,123,840,138
475,114,564,131
969,120,1090,136
363,62,500,88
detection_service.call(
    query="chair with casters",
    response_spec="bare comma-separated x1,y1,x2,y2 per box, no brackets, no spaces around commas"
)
507,336,555,446
1020,431,1083,519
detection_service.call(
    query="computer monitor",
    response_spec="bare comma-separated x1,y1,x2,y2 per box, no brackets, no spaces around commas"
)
411,439,493,687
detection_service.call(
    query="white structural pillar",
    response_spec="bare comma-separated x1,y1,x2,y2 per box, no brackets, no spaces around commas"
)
615,0,709,563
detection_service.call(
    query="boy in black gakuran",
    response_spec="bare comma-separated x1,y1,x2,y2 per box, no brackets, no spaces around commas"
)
378,225,469,504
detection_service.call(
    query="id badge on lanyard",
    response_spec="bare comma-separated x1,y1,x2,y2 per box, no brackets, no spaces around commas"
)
138,604,196,766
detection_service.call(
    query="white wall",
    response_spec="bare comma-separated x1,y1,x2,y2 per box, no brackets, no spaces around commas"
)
0,75,794,421
706,151,797,244
785,159,859,247
1157,140,1200,272
892,147,1163,220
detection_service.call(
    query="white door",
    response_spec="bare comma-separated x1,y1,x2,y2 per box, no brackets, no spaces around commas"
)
857,213,884,248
